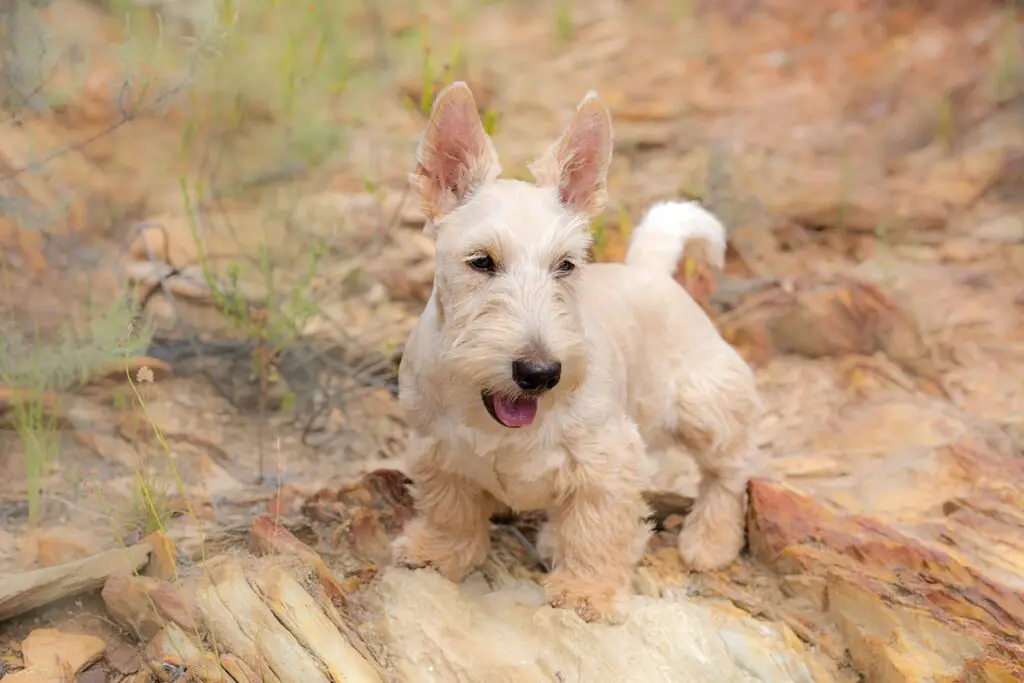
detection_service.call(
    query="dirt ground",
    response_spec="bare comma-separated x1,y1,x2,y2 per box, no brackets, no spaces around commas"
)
1,0,1023,681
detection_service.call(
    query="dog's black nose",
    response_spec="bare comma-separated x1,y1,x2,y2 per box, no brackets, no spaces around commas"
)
512,359,562,392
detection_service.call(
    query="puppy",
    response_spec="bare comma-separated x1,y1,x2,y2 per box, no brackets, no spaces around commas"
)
392,82,761,624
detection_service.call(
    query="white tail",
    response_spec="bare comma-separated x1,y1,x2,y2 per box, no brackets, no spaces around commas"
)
624,201,727,275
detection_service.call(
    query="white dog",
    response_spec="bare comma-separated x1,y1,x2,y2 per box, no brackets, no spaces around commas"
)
392,82,761,624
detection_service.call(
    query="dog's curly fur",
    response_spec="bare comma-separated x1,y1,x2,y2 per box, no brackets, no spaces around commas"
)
392,82,762,624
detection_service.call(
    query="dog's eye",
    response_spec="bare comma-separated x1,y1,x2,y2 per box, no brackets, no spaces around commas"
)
467,254,497,274
554,259,576,277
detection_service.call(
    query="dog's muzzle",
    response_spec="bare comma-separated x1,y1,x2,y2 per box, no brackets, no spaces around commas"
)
481,358,561,428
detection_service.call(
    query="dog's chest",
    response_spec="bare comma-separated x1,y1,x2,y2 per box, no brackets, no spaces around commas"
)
450,438,564,512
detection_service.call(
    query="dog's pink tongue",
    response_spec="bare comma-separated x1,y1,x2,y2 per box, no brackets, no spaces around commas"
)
494,396,538,427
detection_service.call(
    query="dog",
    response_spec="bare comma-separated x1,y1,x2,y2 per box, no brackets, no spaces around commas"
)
392,82,761,624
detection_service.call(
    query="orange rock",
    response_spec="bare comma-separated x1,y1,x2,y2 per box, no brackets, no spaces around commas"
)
719,275,942,389
101,574,198,641
746,476,1024,680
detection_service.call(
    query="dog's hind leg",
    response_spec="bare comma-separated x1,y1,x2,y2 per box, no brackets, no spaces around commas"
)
670,353,760,571
392,434,499,582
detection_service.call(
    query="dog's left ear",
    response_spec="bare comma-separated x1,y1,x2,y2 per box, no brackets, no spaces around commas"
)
529,91,614,219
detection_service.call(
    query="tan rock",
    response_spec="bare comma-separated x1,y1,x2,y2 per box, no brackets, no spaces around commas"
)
72,431,140,469
144,624,203,680
142,531,179,582
20,628,106,675
2,669,53,683
193,560,322,683
34,526,102,567
939,239,1000,263
219,654,260,683
248,564,384,683
749,159,947,234
373,567,835,683
976,214,1024,244
0,542,153,621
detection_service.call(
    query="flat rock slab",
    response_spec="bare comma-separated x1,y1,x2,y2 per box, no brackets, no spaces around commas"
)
372,568,834,683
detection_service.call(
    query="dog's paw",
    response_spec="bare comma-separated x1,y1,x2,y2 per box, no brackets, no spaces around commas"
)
390,532,431,571
676,514,745,571
390,521,489,583
544,572,628,625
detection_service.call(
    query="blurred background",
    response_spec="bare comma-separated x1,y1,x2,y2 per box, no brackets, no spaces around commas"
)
0,0,1022,676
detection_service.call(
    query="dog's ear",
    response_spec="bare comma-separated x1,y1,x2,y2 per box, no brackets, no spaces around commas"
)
410,82,501,227
529,91,613,219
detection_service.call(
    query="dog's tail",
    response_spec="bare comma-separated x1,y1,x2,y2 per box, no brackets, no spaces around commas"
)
624,200,727,275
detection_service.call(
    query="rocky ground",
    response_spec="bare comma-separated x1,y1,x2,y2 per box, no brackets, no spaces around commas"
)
1,0,1023,681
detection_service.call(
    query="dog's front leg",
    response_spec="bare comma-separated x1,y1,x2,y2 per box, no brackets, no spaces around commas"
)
543,424,651,625
392,435,496,583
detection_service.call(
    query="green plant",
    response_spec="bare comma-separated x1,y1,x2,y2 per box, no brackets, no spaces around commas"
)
873,220,896,287
933,95,956,151
0,289,151,524
555,0,573,43
992,1,1022,102
8,392,61,524
591,214,612,258
180,177,325,480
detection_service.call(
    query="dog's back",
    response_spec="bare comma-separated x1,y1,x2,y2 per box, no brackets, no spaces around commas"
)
576,201,755,445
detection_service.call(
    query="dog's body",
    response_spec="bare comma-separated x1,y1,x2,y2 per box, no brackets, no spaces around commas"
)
393,83,761,624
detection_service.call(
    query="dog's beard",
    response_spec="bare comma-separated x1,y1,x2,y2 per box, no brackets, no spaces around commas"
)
438,293,587,429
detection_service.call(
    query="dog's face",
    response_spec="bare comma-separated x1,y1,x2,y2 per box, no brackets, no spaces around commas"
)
410,83,614,430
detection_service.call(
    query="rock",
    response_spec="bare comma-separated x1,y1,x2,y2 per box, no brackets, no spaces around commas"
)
144,624,203,680
1,670,51,683
749,158,947,234
370,568,834,683
72,431,140,468
142,531,179,582
219,654,260,683
939,239,1000,263
0,542,153,622
18,629,106,679
33,526,102,567
105,641,142,675
248,564,384,683
74,667,105,683
192,559,380,683
975,214,1024,244
250,514,353,606
719,275,942,390
746,477,1024,680
101,574,198,641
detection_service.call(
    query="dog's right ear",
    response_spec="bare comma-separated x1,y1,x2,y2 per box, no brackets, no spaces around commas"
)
410,82,502,232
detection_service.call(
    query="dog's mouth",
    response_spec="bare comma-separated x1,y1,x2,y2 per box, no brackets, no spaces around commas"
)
482,393,538,428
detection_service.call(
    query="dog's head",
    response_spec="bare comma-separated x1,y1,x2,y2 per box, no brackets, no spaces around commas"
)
410,82,614,430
